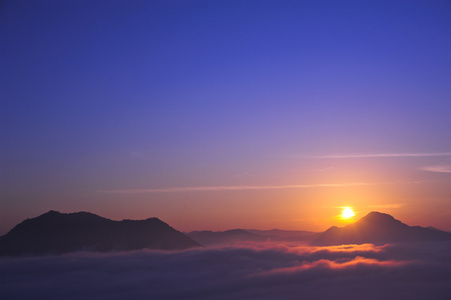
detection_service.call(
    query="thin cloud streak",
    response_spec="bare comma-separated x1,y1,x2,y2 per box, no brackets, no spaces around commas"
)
368,203,406,209
100,182,399,194
420,165,451,173
305,152,451,159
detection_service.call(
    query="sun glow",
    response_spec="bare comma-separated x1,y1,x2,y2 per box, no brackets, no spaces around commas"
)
341,207,355,219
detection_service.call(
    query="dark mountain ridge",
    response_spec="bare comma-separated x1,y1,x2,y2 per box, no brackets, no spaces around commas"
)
314,211,451,246
245,229,318,243
0,211,201,256
187,228,319,245
187,229,265,245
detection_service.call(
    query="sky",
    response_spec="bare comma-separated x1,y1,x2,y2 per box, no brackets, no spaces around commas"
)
1,0,451,235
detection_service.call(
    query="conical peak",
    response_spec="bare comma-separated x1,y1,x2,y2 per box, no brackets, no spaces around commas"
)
352,211,407,229
362,211,396,221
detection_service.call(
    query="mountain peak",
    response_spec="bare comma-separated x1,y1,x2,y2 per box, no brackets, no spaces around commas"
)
354,211,406,228
360,211,396,221
0,211,201,256
313,211,451,246
41,210,61,217
365,211,394,218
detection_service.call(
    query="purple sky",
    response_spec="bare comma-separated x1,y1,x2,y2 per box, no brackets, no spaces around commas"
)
1,0,451,234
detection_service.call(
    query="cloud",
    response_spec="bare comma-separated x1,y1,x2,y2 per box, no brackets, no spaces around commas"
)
99,182,387,194
1,242,450,300
253,256,407,276
368,203,406,209
306,152,451,159
420,165,451,173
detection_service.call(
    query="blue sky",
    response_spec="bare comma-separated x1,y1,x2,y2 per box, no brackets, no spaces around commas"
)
1,0,450,233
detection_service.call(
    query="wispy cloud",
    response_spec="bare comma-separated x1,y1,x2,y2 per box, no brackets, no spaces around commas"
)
368,203,406,209
100,182,387,194
420,165,451,173
305,152,451,159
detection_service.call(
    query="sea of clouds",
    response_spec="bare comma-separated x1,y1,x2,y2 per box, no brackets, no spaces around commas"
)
1,242,450,300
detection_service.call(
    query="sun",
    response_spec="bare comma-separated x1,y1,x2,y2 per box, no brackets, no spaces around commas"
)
341,207,355,219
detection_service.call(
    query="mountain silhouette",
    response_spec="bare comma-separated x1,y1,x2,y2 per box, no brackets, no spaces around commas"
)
0,211,201,256
245,229,318,243
313,211,451,246
187,229,266,245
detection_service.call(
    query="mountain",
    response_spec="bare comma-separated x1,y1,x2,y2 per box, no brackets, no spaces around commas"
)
187,229,266,245
313,211,451,246
0,211,202,256
245,229,318,243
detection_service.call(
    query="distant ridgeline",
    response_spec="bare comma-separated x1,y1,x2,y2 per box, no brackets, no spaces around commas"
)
185,212,451,247
0,211,202,256
1,210,450,257
186,229,317,245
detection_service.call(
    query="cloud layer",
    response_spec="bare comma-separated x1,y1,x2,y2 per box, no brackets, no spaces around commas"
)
2,242,450,300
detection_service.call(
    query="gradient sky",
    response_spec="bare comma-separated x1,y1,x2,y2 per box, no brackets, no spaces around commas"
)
1,0,450,235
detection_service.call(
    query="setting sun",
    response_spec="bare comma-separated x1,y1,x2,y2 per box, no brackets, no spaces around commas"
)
341,207,355,219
